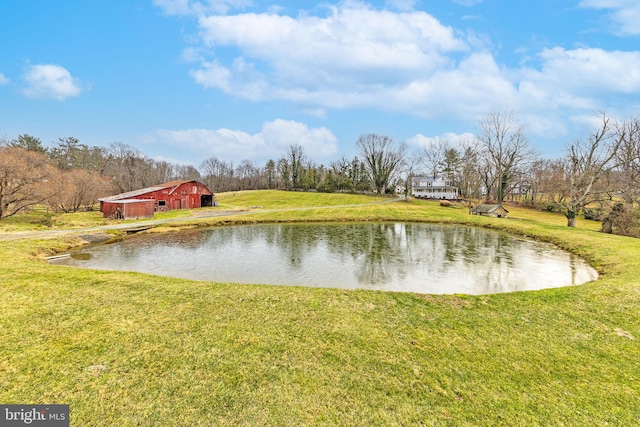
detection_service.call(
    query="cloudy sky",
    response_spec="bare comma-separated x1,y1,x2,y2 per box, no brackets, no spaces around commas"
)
1,0,639,166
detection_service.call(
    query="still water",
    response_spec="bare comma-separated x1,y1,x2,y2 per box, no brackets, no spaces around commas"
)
51,223,598,294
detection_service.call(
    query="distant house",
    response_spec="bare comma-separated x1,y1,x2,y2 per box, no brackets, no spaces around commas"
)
99,180,214,219
411,175,458,200
472,204,509,218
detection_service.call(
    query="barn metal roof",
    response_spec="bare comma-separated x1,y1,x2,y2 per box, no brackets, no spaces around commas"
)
102,199,156,204
99,180,193,202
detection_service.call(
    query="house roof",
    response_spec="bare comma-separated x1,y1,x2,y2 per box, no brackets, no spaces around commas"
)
473,204,509,213
99,180,198,202
413,175,445,182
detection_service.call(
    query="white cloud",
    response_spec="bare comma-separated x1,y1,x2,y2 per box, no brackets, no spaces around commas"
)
163,1,640,148
579,0,640,36
22,64,85,100
397,46,640,143
407,132,476,149
0,73,9,85
141,119,338,164
189,61,232,91
516,47,640,111
389,53,518,119
261,119,338,159
541,47,640,92
503,23,640,143
190,2,469,109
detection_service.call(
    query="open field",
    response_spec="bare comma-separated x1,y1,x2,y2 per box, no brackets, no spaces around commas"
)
1,191,639,425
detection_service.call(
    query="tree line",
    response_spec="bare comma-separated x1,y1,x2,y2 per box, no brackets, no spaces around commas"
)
418,111,640,234
1,110,639,236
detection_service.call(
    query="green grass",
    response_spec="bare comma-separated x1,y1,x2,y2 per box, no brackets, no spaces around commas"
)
0,209,107,232
1,191,639,426
215,189,394,209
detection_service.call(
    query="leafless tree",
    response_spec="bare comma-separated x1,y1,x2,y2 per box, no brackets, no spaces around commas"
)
200,157,236,192
421,137,448,177
0,147,57,219
553,113,621,227
103,142,149,192
524,159,557,207
47,169,114,212
174,164,202,181
357,133,406,194
235,159,262,190
613,117,640,205
152,160,177,184
476,111,537,202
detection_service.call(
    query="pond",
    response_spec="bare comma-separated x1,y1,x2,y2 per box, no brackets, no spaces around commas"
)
50,223,598,295
50,223,598,294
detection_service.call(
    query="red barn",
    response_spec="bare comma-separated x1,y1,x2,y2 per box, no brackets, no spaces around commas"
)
99,180,214,219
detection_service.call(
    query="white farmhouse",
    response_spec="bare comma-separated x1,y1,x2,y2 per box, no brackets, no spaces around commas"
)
411,175,458,200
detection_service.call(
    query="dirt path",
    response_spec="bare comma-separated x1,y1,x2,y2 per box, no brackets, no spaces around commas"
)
0,198,403,241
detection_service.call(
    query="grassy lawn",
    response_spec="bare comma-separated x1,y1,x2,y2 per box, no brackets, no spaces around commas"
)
1,191,639,425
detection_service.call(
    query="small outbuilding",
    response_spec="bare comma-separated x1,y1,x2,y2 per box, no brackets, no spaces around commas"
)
101,199,156,220
472,204,509,218
99,180,214,219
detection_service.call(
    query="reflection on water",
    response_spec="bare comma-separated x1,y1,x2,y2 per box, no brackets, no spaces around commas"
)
50,223,598,294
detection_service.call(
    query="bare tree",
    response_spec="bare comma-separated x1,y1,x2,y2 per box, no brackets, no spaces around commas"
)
200,157,235,192
553,114,621,227
152,160,177,184
421,137,448,177
525,159,555,207
47,169,114,212
235,160,261,190
174,164,202,181
357,134,406,194
477,111,537,202
0,147,57,219
103,142,180,192
613,117,640,205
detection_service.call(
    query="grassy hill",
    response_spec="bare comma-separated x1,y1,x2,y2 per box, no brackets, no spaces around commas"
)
1,191,638,426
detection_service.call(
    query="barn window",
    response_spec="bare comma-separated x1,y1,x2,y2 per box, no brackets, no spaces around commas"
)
158,200,166,207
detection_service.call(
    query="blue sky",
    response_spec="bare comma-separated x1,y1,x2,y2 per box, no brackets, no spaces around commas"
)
1,0,639,167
